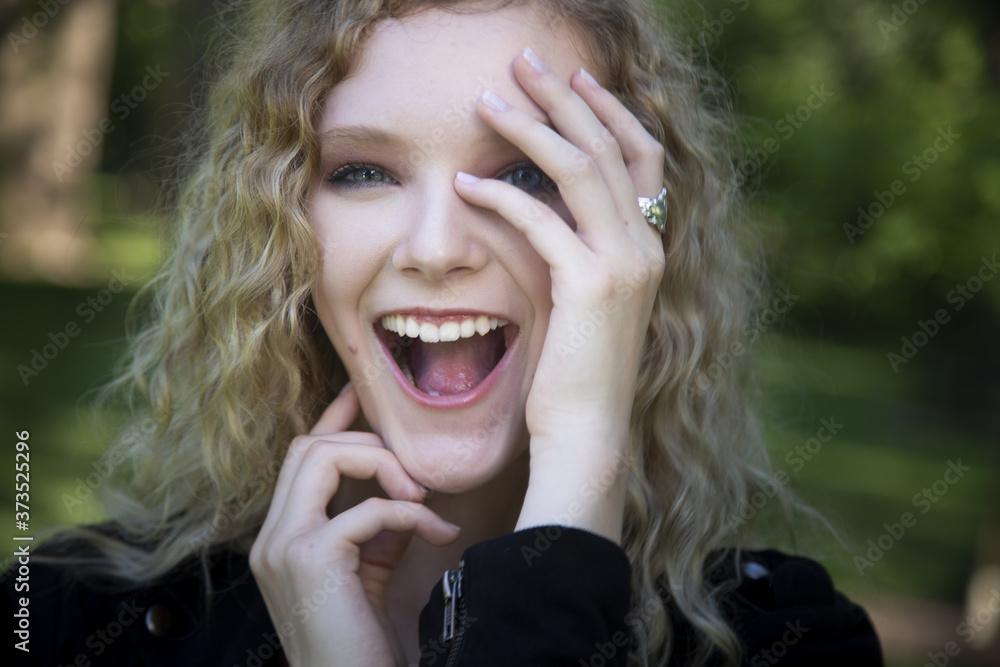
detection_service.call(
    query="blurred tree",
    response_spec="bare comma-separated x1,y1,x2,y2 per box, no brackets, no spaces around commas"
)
0,0,117,284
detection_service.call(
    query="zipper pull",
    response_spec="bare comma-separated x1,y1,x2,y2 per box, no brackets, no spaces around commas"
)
441,561,464,642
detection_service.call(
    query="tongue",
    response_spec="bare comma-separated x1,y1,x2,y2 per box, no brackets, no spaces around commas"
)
409,329,504,396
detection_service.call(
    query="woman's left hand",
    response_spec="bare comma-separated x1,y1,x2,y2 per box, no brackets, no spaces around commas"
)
453,47,666,543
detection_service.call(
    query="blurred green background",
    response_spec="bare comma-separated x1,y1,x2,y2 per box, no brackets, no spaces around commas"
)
0,0,997,664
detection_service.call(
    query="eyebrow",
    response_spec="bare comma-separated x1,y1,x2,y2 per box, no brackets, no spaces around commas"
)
317,125,405,148
317,118,555,151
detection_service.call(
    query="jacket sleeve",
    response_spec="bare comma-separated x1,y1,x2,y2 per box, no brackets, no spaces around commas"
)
3,547,282,667
727,549,883,666
417,525,633,667
2,557,133,667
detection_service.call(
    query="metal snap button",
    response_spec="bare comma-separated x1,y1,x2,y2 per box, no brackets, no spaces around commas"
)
145,603,173,637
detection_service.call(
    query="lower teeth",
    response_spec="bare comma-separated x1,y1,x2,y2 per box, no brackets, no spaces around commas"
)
400,357,416,386
399,353,440,396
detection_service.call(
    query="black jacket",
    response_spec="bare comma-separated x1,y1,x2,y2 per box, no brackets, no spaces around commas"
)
4,526,882,666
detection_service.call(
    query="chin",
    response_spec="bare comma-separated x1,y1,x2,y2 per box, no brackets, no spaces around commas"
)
363,392,529,494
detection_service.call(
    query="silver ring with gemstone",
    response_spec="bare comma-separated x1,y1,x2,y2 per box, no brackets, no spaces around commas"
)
638,187,668,235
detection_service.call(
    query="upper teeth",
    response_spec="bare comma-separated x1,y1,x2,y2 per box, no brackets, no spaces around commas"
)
380,315,509,343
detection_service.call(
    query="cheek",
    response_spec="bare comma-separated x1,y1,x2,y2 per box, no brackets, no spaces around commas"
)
310,196,384,263
310,208,382,309
549,197,577,233
309,237,368,356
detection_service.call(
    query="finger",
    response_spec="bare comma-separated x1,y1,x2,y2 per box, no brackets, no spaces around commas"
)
262,384,362,543
324,497,460,555
256,430,391,545
259,383,384,549
476,89,630,252
454,172,589,272
512,49,639,212
569,69,667,249
277,444,426,535
568,69,666,203
309,381,359,435
255,434,316,549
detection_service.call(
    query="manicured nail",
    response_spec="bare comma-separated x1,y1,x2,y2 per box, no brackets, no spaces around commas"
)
445,521,462,531
522,46,548,73
455,171,480,184
411,477,429,495
481,89,509,112
580,68,600,89
338,381,353,396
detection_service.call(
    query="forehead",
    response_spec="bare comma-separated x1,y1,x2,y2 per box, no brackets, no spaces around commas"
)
318,5,592,133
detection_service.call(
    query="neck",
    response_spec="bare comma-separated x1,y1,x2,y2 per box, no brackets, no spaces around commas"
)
384,448,529,663
398,445,530,575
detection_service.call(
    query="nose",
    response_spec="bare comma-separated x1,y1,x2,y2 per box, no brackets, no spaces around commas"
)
391,173,489,282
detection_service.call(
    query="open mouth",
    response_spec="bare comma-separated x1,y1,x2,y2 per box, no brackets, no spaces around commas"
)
375,313,519,399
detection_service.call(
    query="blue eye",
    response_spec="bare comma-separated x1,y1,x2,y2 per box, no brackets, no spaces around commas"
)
326,163,397,188
499,161,557,195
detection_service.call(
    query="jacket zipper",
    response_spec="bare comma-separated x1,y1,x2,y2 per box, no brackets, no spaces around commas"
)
441,560,466,667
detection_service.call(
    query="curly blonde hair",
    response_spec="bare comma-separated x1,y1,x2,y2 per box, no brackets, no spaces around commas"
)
44,1,789,665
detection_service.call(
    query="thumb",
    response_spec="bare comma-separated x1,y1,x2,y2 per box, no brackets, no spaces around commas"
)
309,381,360,435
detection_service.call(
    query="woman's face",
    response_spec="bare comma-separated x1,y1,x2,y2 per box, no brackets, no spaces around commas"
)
309,5,594,492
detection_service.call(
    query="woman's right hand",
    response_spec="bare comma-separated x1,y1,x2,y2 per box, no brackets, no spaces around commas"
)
249,383,461,667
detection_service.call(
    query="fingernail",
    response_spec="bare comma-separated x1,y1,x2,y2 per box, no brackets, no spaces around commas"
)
338,381,353,396
580,68,600,89
522,46,548,73
445,521,461,532
411,476,429,495
481,89,509,112
455,171,480,184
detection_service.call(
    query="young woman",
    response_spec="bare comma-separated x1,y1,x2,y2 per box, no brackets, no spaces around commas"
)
6,0,882,665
